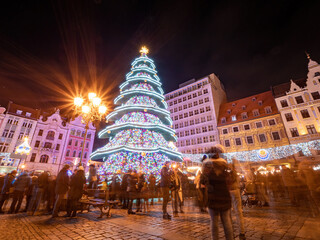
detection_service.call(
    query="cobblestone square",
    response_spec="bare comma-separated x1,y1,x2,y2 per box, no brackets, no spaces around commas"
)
0,199,319,240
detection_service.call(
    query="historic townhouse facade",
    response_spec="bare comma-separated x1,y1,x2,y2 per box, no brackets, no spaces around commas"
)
0,102,39,174
217,91,290,163
272,56,320,161
0,102,96,175
165,73,227,155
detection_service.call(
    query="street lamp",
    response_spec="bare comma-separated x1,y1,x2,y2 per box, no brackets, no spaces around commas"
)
15,137,32,171
73,92,107,166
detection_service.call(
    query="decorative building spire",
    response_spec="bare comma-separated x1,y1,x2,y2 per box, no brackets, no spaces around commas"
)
305,52,319,68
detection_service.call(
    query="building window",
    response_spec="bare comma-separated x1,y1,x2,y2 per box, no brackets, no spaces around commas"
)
68,139,72,145
84,153,87,159
194,101,198,106
223,129,228,134
38,129,43,136
203,137,208,143
199,99,203,104
30,153,36,162
191,129,195,135
78,151,82,158
253,109,259,117
188,95,192,100
179,114,183,119
200,108,205,114
201,117,206,123
290,128,299,137
246,136,254,144
206,106,211,112
242,112,248,119
191,139,196,145
204,97,209,102
190,120,194,125
39,155,49,163
233,127,239,132
203,89,208,94
265,107,272,114
268,119,276,126
22,121,27,127
8,131,14,138
194,110,199,115
196,128,201,134
306,124,317,134
221,118,226,124
46,131,55,140
225,140,230,147
300,109,310,118
235,138,242,146
75,141,78,147
34,141,40,148
280,100,289,108
197,138,202,144
44,142,52,149
231,115,237,121
179,123,184,128
207,115,212,121
56,144,60,151
272,132,281,140
256,122,263,128
180,132,185,137
244,124,250,130
311,92,320,100
209,136,215,142
185,130,190,136
183,97,186,101
66,150,70,157
184,113,188,118
295,96,304,104
189,111,193,116
184,122,189,127
259,134,267,142
208,125,214,131
58,134,63,140
285,113,294,121
174,116,178,120
183,104,187,109
179,106,182,111
188,103,192,108
18,132,24,140
72,151,76,157
202,126,207,132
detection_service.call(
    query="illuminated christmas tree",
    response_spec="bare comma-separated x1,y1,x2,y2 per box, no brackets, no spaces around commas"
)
91,47,182,176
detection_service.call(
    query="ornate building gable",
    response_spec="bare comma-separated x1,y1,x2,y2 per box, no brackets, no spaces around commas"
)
286,79,304,95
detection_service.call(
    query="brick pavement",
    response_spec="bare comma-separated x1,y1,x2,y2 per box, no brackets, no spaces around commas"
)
0,199,318,240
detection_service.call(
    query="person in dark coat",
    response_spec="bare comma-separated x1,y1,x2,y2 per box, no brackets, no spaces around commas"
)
0,170,17,213
201,145,234,240
52,164,70,218
160,161,172,219
148,173,156,205
127,170,138,214
30,171,49,215
136,171,146,212
24,174,37,212
66,166,86,217
88,164,97,189
121,170,132,209
9,171,31,213
171,165,183,216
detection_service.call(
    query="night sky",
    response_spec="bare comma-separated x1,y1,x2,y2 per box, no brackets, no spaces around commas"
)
0,0,319,111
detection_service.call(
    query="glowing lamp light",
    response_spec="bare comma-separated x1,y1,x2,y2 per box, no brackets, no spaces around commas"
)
140,46,149,55
88,92,97,101
82,105,90,114
15,137,31,155
74,97,84,107
92,97,102,106
99,105,107,114
21,164,25,169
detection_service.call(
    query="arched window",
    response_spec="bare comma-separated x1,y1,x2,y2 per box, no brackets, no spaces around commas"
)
39,155,49,163
81,131,85,137
76,130,81,136
72,151,76,157
70,129,75,135
46,131,55,140
78,151,82,158
84,152,87,159
87,133,92,139
66,150,70,157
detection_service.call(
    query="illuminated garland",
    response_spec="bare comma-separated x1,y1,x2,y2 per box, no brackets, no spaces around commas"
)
129,83,154,91
182,139,320,163
125,95,158,108
115,112,162,125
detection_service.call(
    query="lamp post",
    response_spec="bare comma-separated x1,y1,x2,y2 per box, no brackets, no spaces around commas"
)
74,92,107,166
15,137,32,171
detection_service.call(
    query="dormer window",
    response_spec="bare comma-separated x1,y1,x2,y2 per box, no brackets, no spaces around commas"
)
227,109,231,114
16,110,22,115
252,97,256,102
26,112,31,117
221,117,226,124
258,100,263,106
242,105,246,110
232,103,236,107
231,115,237,121
265,106,272,114
242,112,248,119
253,109,259,117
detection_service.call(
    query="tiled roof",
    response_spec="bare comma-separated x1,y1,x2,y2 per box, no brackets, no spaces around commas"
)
217,91,278,127
6,102,40,120
271,78,307,98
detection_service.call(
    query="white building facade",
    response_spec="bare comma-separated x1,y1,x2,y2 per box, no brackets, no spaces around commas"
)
272,56,320,160
164,73,227,156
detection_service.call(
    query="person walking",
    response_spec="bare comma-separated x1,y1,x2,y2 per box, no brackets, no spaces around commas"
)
229,163,246,240
136,171,146,212
201,145,234,240
121,170,131,209
148,173,156,205
52,164,70,218
88,164,97,189
9,171,31,214
0,170,17,213
127,170,138,214
281,165,298,206
66,166,86,217
171,165,183,216
160,161,172,219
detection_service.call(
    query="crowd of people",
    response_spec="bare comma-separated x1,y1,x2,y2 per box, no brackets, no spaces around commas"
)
1,146,320,240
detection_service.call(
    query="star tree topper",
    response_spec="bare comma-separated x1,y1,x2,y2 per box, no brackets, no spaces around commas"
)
140,46,149,56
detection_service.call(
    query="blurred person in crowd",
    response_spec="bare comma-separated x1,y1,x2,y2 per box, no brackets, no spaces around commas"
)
148,173,156,205
160,161,172,219
88,164,97,189
24,173,37,212
194,155,208,213
229,163,246,240
110,173,120,201
127,170,138,214
255,171,270,207
121,169,132,209
136,171,146,213
52,164,70,218
9,171,31,214
66,166,86,217
201,145,234,240
171,164,183,217
31,171,49,215
46,175,56,214
0,170,17,213
281,165,298,206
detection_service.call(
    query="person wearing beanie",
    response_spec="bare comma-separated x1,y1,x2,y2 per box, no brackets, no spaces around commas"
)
201,146,234,240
